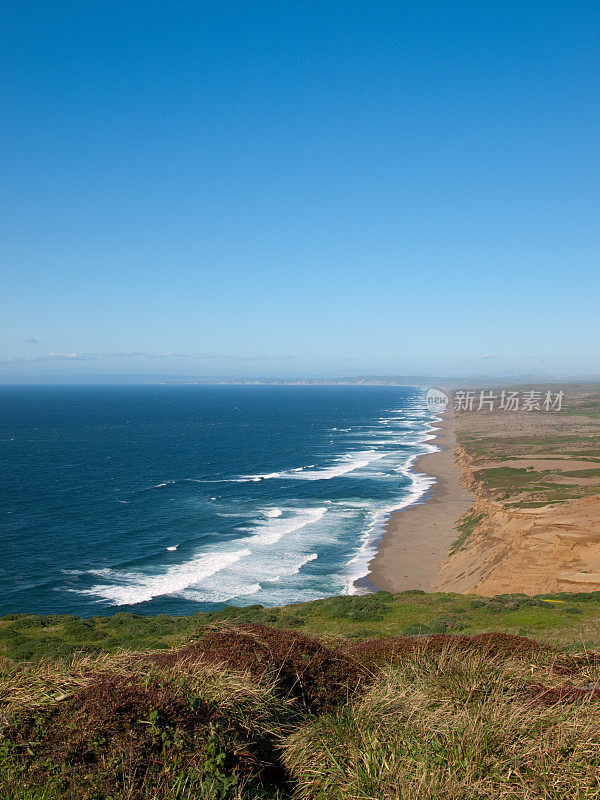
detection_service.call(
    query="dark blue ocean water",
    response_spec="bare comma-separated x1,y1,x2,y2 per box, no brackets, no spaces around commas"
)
0,385,437,616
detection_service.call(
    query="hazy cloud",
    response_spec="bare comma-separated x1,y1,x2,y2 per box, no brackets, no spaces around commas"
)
0,352,296,364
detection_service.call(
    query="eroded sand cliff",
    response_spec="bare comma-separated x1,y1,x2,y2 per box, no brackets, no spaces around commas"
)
434,393,600,595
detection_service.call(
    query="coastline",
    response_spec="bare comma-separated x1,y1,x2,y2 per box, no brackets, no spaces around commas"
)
365,408,475,593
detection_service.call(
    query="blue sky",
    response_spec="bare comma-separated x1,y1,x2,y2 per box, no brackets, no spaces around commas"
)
2,1,599,380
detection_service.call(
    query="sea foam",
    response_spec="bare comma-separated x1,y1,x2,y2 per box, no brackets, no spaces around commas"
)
344,422,439,594
79,506,329,606
81,549,251,606
248,507,327,545
233,450,387,483
68,389,438,610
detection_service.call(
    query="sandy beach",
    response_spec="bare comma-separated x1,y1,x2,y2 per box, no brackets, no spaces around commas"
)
366,409,475,592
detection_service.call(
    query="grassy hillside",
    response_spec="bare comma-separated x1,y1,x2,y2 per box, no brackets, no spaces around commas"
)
2,593,600,798
1,617,600,799
2,590,600,663
455,388,600,508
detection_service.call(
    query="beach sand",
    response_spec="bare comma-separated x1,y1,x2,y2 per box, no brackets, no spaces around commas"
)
366,410,475,592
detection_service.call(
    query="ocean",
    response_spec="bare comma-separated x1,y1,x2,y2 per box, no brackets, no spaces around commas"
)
0,385,437,616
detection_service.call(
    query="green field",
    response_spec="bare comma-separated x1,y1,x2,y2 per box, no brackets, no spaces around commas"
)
3,590,600,663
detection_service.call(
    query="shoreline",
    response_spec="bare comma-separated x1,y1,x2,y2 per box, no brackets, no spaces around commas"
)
364,409,475,593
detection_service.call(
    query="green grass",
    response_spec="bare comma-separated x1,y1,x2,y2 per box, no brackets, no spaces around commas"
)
3,590,600,662
556,468,600,477
562,398,600,418
473,467,546,489
457,432,600,466
450,510,487,553
467,464,600,504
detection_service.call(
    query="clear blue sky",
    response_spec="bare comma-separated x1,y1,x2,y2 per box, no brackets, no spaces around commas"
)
2,1,599,380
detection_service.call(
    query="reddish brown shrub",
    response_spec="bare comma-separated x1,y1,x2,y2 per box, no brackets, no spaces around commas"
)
152,623,370,713
5,672,269,799
340,632,545,667
553,650,600,675
523,682,600,706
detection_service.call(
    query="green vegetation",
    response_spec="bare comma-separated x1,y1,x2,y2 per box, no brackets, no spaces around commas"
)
558,468,600,477
3,590,600,662
561,394,600,419
451,509,487,553
460,447,600,504
456,431,600,465
1,617,599,799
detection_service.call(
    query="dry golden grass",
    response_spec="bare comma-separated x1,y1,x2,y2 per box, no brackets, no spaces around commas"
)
1,633,600,799
0,646,289,736
284,646,600,800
